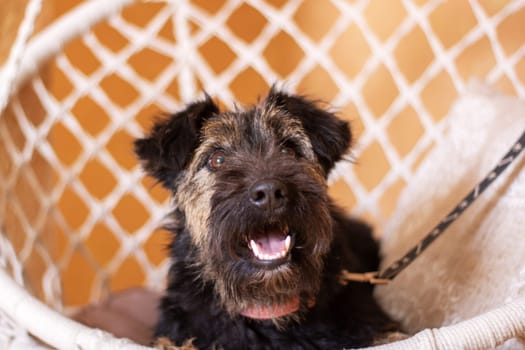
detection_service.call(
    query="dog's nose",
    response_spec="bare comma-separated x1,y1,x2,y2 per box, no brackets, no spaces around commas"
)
249,179,288,211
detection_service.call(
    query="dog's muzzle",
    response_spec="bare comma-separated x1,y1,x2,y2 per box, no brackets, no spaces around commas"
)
246,178,295,267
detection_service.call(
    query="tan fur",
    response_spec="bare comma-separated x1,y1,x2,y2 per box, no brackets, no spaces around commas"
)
154,337,197,350
175,168,215,249
259,104,316,162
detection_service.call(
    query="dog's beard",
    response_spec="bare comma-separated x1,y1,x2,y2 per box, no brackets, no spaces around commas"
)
200,168,333,323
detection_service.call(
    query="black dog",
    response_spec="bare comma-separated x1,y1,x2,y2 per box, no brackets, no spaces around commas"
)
135,88,397,349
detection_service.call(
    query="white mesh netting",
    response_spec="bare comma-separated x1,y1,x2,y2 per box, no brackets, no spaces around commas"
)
1,0,525,348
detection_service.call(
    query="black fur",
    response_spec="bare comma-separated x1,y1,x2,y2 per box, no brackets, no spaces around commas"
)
135,90,396,349
134,96,219,189
155,209,394,349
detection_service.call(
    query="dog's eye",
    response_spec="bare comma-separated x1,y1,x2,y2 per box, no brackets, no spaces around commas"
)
208,150,226,170
280,147,297,157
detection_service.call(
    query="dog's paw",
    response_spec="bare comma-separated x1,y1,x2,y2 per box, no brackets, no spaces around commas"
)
154,337,198,350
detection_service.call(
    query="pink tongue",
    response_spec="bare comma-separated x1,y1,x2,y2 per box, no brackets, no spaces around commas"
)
254,232,286,254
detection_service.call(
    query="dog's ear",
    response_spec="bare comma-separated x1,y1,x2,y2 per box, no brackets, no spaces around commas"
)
134,96,219,189
267,88,351,175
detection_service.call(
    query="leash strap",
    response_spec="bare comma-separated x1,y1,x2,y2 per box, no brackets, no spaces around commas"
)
341,129,525,285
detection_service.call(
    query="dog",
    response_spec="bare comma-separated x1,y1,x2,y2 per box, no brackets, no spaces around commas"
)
134,88,398,349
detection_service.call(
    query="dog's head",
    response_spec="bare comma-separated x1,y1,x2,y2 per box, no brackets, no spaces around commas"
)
135,89,351,322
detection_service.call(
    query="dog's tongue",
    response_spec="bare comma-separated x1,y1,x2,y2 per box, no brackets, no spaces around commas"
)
252,230,287,255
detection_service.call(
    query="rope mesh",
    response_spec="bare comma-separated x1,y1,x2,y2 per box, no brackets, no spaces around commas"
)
1,0,524,317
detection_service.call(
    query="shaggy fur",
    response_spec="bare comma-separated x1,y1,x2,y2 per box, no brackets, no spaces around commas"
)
135,88,397,349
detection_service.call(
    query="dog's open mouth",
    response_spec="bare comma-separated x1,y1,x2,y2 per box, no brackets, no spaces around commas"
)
247,226,293,265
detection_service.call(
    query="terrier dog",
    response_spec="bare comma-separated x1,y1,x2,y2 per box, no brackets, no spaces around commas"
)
134,89,397,349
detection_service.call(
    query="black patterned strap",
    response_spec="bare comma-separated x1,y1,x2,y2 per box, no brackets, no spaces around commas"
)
341,129,525,285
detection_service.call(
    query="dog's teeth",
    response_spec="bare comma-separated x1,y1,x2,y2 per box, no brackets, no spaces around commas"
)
285,235,291,252
250,237,291,261
250,240,260,256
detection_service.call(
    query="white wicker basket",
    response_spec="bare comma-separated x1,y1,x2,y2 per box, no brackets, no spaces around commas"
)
1,0,525,349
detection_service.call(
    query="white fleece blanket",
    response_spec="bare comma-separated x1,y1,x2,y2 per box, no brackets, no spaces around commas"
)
375,82,525,349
